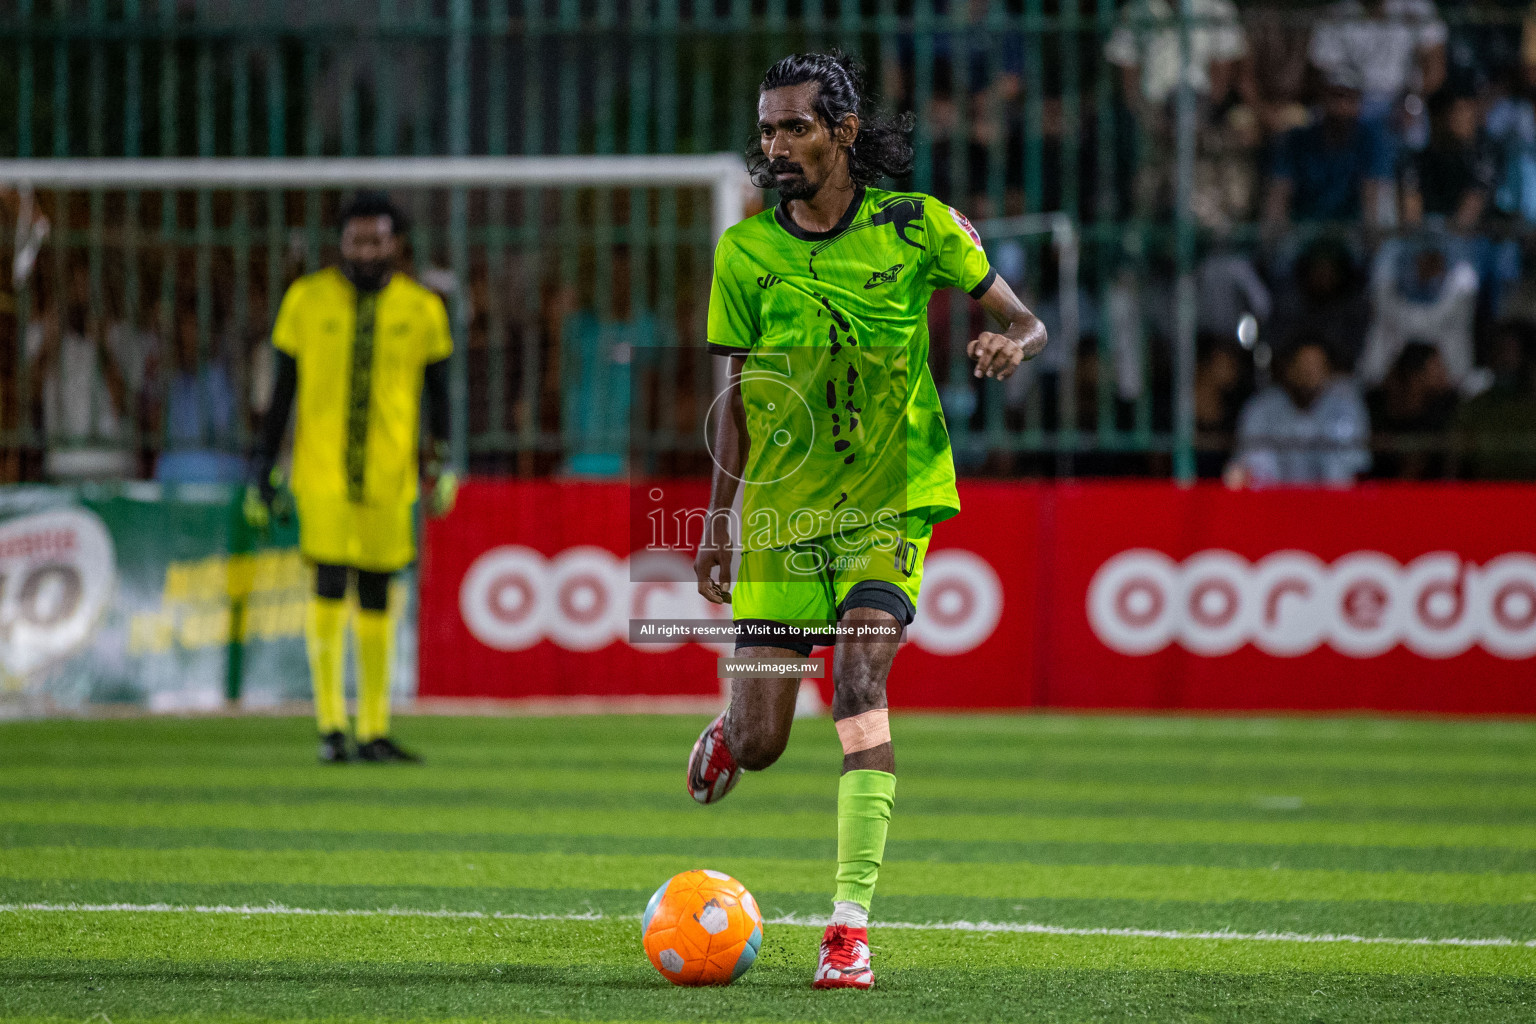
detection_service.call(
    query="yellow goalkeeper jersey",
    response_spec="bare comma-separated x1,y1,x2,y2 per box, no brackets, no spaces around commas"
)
273,267,452,506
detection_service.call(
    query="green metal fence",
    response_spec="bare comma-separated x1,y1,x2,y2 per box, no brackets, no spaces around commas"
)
3,2,1533,482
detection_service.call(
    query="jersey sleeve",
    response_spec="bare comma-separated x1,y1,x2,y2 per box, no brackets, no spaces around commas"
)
423,291,453,364
706,235,760,357
271,279,305,357
925,198,997,300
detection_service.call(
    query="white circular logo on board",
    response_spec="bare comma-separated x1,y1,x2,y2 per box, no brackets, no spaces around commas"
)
1179,550,1253,657
908,549,1003,655
1085,549,1180,656
544,546,625,652
1479,554,1536,660
459,546,549,651
0,507,116,680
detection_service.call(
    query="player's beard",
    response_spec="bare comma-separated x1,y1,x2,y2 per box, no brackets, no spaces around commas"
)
777,177,821,201
343,260,393,293
770,161,821,201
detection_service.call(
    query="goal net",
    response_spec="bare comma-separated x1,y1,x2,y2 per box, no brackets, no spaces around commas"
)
0,155,750,480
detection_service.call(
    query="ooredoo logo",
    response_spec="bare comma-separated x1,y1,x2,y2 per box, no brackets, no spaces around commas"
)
460,546,1003,655
1088,549,1536,660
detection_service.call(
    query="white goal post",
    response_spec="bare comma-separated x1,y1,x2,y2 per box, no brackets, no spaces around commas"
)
0,155,752,245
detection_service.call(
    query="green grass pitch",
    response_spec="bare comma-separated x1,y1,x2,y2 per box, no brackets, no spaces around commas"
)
2,712,1534,1022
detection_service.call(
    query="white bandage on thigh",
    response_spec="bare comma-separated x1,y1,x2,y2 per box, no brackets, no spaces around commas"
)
835,708,891,755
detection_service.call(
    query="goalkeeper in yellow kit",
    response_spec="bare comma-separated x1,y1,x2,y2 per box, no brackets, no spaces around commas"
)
246,193,457,763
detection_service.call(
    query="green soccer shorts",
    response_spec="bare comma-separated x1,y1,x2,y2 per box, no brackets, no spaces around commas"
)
731,509,935,655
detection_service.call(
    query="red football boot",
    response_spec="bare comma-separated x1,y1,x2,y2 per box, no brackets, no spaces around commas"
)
812,923,874,989
685,711,741,804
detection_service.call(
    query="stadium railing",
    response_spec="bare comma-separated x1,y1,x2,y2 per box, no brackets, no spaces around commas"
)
6,4,1536,482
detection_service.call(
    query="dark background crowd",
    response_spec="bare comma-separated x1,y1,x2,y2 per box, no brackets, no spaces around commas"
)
885,0,1536,482
5,0,1536,485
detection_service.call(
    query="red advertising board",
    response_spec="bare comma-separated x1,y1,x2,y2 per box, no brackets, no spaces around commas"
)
1044,483,1536,714
419,480,1536,714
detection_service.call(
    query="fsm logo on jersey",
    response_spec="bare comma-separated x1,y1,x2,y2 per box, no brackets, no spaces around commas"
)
1087,549,1536,660
459,545,1003,655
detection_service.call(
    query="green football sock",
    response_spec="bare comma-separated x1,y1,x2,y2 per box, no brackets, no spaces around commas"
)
833,769,896,911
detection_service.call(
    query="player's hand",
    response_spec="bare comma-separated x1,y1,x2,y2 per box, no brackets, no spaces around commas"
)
427,470,459,519
242,484,271,533
422,440,458,519
967,331,1027,381
243,467,292,538
694,538,733,605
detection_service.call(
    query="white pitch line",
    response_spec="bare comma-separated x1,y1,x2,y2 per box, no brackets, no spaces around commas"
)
0,903,605,922
2,902,1534,950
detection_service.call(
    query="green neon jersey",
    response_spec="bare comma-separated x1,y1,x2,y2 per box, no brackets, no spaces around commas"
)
706,186,995,551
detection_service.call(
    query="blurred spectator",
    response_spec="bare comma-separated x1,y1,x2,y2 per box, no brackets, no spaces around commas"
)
1269,235,1373,371
1409,81,1524,322
1227,340,1371,486
0,292,17,483
1308,0,1448,133
1002,240,1098,428
1196,111,1264,230
191,0,437,155
1367,340,1459,478
111,297,166,472
237,278,274,434
1487,62,1536,222
1106,261,1154,407
2,186,49,293
24,265,136,481
1105,0,1250,225
886,0,1025,206
885,0,1024,112
1526,0,1536,74
1265,78,1394,230
153,307,245,484
1105,0,1247,112
1482,7,1536,222
1402,87,1495,232
1358,236,1484,393
1197,244,1271,341
1194,333,1254,477
1452,318,1536,479
1240,8,1315,140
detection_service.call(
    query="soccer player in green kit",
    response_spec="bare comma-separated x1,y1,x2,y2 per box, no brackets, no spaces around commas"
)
687,51,1047,989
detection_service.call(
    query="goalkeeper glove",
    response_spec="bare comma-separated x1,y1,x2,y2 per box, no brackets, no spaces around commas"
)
423,440,458,519
243,466,293,537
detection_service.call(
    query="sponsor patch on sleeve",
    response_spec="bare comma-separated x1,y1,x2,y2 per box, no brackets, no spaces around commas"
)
949,207,983,249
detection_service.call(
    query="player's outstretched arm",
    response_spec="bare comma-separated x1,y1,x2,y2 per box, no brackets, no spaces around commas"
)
694,356,749,605
421,358,457,517
967,275,1047,381
245,349,298,532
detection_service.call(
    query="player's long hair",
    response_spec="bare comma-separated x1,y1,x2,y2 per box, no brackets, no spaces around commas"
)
747,50,915,189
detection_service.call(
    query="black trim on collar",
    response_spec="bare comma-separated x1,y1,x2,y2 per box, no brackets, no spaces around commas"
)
967,267,998,301
707,342,751,358
773,186,867,242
